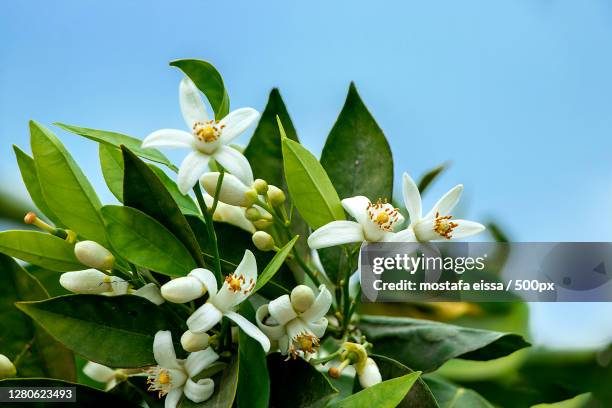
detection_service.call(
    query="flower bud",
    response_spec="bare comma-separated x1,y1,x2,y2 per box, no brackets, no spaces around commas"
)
253,219,272,230
160,269,209,303
290,285,315,312
245,207,262,221
131,283,165,305
267,185,286,206
181,330,210,352
200,172,257,207
74,241,115,270
253,179,268,195
83,361,115,383
252,231,275,252
0,354,16,379
357,358,382,388
59,269,117,294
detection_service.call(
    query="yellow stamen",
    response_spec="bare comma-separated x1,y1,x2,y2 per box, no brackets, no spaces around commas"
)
367,199,401,231
193,121,221,143
433,212,458,239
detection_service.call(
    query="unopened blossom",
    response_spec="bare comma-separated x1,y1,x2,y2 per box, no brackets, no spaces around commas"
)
200,172,258,207
252,231,275,252
308,196,405,250
0,354,16,379
167,251,270,352
59,269,129,295
142,77,259,194
82,361,140,391
147,331,218,407
328,343,382,388
256,285,332,358
392,172,485,242
203,193,255,234
74,240,115,270
180,331,210,353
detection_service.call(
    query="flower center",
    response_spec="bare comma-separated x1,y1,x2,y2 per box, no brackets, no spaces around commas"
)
225,273,255,295
367,199,401,232
433,212,458,239
193,120,223,143
146,367,173,397
289,333,320,359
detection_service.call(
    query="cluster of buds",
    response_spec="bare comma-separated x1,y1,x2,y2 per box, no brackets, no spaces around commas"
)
328,342,382,388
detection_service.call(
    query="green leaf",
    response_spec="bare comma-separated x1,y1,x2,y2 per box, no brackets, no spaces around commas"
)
0,230,83,271
101,205,196,277
13,145,63,226
0,254,76,381
330,372,421,408
170,59,230,119
30,120,108,245
0,378,142,407
26,264,69,297
359,315,530,372
99,144,125,202
267,353,338,408
424,377,494,408
237,302,269,408
181,358,239,408
54,122,176,170
16,294,178,368
253,236,298,294
149,165,200,216
361,355,440,408
281,133,344,230
418,163,448,196
320,83,393,201
121,147,204,266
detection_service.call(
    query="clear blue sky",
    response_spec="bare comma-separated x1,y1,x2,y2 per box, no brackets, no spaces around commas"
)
1,0,611,348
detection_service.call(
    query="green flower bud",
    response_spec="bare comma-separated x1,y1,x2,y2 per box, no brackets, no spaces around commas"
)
290,285,315,312
267,185,286,207
253,179,268,195
0,354,16,379
252,231,275,251
245,207,262,221
253,219,272,230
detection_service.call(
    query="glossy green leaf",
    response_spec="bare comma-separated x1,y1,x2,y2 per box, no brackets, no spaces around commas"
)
13,145,62,225
320,83,393,201
0,254,76,381
0,230,83,271
267,353,338,408
170,59,230,119
180,358,239,408
30,121,108,245
16,295,177,368
99,144,124,202
149,165,200,216
359,315,530,372
54,122,176,170
0,378,142,407
424,377,493,408
359,355,439,408
237,302,270,408
281,131,344,230
101,205,196,276
417,163,448,196
26,264,69,297
330,372,421,408
253,236,298,294
121,147,204,266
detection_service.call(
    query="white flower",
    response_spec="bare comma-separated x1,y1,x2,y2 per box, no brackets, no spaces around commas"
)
185,251,270,352
0,354,16,379
307,196,405,250
392,172,485,242
130,283,165,305
203,192,256,234
328,343,382,388
82,361,124,390
142,77,259,194
59,269,129,295
74,240,115,270
256,285,332,358
357,358,382,388
200,172,257,207
147,331,218,407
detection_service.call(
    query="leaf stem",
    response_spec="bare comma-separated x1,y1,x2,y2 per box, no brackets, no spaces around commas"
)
193,183,222,282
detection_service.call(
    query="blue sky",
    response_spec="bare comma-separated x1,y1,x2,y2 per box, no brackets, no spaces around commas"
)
1,0,611,348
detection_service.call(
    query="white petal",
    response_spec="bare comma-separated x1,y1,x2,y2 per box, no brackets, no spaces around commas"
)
358,358,382,388
132,283,165,305
184,378,215,403
307,221,364,249
189,268,218,298
234,250,257,287
164,387,183,408
402,173,422,223
178,151,210,194
278,335,290,355
185,347,219,378
300,285,332,323
451,220,486,239
179,77,209,128
425,184,463,219
59,269,112,294
255,304,286,340
200,172,253,207
386,227,417,242
219,107,260,144
211,200,256,233
413,219,439,242
187,303,223,333
308,317,328,338
225,310,271,352
181,330,210,352
161,276,205,303
212,281,247,311
142,129,194,149
341,196,370,225
153,330,181,370
268,295,298,326
83,361,115,383
213,145,254,185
